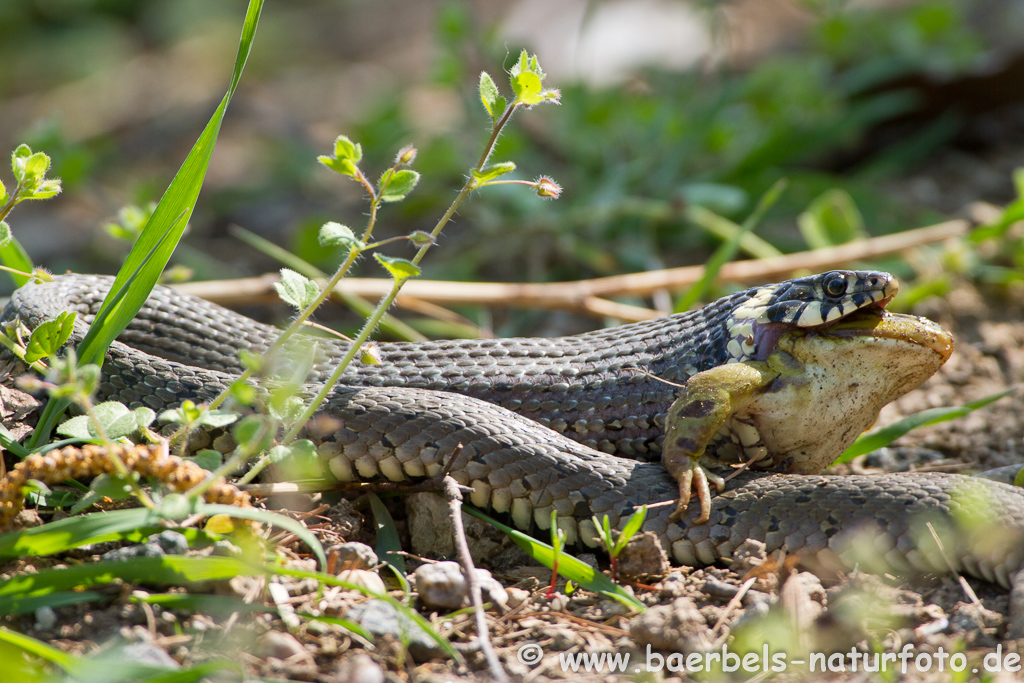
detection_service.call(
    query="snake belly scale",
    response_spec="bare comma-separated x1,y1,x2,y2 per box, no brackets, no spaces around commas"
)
5,272,1024,587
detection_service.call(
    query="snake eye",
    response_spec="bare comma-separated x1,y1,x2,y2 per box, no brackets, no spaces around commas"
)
823,273,847,298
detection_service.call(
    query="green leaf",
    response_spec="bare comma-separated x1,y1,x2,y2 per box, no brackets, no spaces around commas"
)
233,414,275,453
318,135,363,179
333,135,362,163
616,506,647,554
10,145,31,182
23,310,76,363
834,389,1015,464
512,71,543,105
368,493,405,575
797,189,866,250
187,449,223,472
374,253,420,283
158,493,196,521
31,0,266,449
0,235,33,287
22,152,49,182
378,168,420,203
273,268,319,309
466,508,645,612
470,162,516,186
318,221,363,250
55,401,150,440
69,474,135,515
0,222,9,247
25,178,61,200
0,625,81,672
160,403,238,429
479,71,500,117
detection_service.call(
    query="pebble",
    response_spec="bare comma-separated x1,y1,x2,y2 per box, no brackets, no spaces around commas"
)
331,542,378,570
256,630,314,664
148,530,189,555
102,542,165,563
34,606,57,631
414,561,508,610
120,642,180,669
346,599,445,660
333,653,385,683
630,596,712,652
337,569,386,594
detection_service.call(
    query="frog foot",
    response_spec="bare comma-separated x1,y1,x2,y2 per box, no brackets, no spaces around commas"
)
668,459,726,524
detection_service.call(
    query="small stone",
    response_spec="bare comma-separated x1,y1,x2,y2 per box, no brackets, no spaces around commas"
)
630,597,711,652
331,542,378,570
34,606,57,630
950,601,1002,646
211,540,243,558
148,530,189,555
346,599,445,660
120,642,179,669
256,630,314,664
616,531,670,581
337,569,386,594
102,543,165,563
414,561,507,610
731,539,768,574
505,586,531,610
332,653,385,683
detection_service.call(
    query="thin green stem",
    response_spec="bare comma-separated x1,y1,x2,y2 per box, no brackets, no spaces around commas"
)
278,100,523,442
280,275,405,444
0,183,23,224
190,420,273,496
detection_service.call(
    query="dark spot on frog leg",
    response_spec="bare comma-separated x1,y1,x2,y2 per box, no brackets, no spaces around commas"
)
677,399,716,418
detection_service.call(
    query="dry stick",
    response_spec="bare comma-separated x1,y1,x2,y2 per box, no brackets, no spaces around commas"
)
442,475,510,683
175,218,969,322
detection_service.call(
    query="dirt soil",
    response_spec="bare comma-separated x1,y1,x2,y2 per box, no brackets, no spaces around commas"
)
2,280,1024,683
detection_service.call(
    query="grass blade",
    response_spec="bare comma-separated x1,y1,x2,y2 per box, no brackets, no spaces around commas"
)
0,235,33,287
194,502,326,570
834,388,1015,464
464,508,646,612
368,492,406,575
0,508,189,559
0,556,266,615
0,625,80,672
28,0,265,448
675,178,788,313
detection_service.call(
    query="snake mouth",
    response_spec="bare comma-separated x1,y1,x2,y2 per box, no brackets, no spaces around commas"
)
752,292,899,362
811,308,954,361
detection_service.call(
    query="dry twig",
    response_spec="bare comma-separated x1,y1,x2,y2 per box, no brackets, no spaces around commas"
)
176,218,969,322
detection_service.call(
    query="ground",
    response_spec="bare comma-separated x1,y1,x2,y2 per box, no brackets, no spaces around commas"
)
2,277,1024,683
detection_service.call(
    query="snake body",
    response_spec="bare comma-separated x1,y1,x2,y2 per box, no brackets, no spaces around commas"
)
6,273,1024,587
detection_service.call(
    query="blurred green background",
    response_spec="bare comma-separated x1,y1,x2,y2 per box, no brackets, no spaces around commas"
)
3,0,1024,334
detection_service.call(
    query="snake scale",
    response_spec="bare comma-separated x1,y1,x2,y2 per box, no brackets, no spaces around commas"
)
5,273,1024,588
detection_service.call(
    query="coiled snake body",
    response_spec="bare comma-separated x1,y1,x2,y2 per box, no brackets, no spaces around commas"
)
6,273,1024,587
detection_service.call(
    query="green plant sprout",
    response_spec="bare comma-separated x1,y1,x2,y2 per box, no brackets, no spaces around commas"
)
547,508,567,599
166,48,562,486
0,145,61,286
592,506,647,583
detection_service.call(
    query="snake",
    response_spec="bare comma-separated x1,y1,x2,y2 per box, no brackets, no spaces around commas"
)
4,272,1024,588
